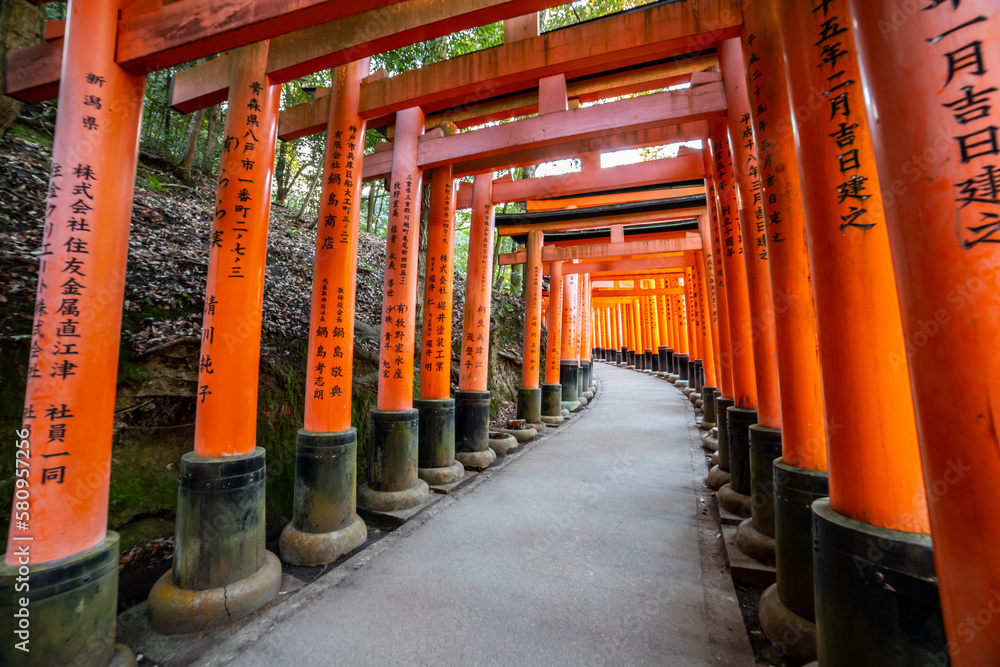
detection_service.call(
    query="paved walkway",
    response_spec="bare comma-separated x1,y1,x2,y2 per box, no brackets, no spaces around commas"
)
183,364,754,666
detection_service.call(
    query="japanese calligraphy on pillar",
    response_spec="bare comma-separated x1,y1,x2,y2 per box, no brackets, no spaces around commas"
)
197,61,277,435
714,140,744,259
809,0,877,232
24,69,114,495
423,181,454,380
917,2,999,248
306,106,364,432
737,110,768,260
383,176,414,383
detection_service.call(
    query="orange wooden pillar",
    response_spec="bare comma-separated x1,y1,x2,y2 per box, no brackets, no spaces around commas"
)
560,273,581,405
279,60,369,567
777,0,940,662
851,2,1000,663
631,297,643,369
672,277,691,385
149,42,282,635
738,3,830,655
704,162,739,490
357,107,431,511
415,161,464,486
542,260,564,421
613,302,624,363
455,174,497,467
648,281,661,372
719,39,783,541
517,229,545,425
703,197,734,401
708,119,760,516
694,255,717,389
0,0,144,661
579,273,594,395
656,279,671,375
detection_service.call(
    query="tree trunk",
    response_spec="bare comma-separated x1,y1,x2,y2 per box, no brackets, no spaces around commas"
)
274,139,290,202
201,104,221,173
365,185,376,232
0,0,44,141
179,108,205,182
296,170,320,224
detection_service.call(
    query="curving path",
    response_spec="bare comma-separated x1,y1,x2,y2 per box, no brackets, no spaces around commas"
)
179,363,754,666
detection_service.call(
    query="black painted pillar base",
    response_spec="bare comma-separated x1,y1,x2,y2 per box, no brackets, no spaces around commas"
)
651,354,659,372
675,353,690,385
516,387,543,424
635,352,645,371
701,386,718,427
657,345,668,374
280,429,367,566
415,398,465,487
358,409,430,512
0,533,136,665
716,397,735,472
749,425,782,539
455,389,492,456
627,350,636,367
813,499,949,666
694,360,704,393
580,361,593,397
620,346,627,365
774,458,828,624
643,349,653,372
560,361,579,404
149,447,281,634
727,407,757,497
541,383,563,423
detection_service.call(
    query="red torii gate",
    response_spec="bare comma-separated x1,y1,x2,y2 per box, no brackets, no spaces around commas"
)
1,1,997,665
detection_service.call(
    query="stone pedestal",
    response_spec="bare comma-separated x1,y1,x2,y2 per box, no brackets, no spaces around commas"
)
813,499,948,666
149,448,281,634
415,399,464,486
358,410,430,511
280,429,368,566
0,533,135,665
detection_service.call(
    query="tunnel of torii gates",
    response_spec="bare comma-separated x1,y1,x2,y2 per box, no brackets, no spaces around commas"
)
0,0,997,664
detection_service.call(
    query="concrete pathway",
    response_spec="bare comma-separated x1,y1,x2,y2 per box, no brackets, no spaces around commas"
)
192,364,754,666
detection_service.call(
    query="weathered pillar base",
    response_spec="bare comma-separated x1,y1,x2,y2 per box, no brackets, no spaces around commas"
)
455,448,497,469
280,429,367,566
149,448,280,634
516,387,542,424
279,516,366,568
736,518,776,567
580,361,594,398
675,352,689,379
758,583,817,664
455,390,495,469
812,499,948,666
717,483,753,518
765,459,828,664
0,533,136,666
541,384,564,425
706,465,731,490
651,354,659,372
715,397,735,472
657,346,668,376
749,425,781,541
559,361,579,405
415,399,464,486
358,410,430,512
488,432,518,457
701,386,718,429
498,425,537,443
727,407,757,497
